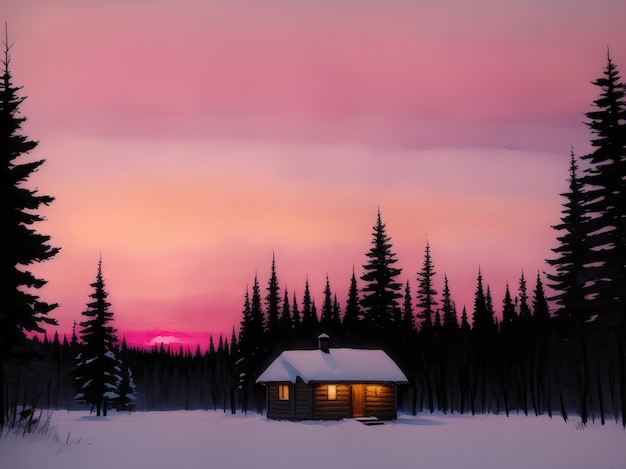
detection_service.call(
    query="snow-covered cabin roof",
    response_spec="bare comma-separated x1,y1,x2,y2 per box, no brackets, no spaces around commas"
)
256,348,408,384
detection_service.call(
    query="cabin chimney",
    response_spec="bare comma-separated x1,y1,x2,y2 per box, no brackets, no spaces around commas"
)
318,333,330,353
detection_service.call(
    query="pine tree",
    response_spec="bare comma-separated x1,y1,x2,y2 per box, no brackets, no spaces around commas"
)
291,291,301,327
301,278,316,334
441,275,458,331
546,151,589,330
416,241,438,333
114,339,137,412
343,269,362,334
501,283,517,334
279,287,292,337
579,53,626,329
401,281,416,338
460,306,471,332
472,268,494,334
320,274,334,331
532,271,550,324
238,287,251,350
265,253,281,334
0,31,60,425
332,294,341,329
485,285,495,324
73,257,121,416
239,275,265,359
518,271,531,321
360,210,403,338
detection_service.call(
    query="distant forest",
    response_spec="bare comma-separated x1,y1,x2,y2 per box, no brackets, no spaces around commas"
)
2,34,625,428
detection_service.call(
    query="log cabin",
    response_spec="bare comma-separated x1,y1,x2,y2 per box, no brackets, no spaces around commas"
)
256,334,408,420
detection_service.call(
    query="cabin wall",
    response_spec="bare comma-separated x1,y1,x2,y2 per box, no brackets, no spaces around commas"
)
266,383,292,420
266,382,399,420
312,384,352,420
266,380,313,420
294,380,313,419
364,384,397,419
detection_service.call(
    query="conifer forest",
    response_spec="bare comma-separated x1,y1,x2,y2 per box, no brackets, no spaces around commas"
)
2,31,626,428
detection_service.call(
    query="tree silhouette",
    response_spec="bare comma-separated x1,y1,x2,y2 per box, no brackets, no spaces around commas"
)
518,271,531,322
441,275,458,331
320,274,334,331
0,31,59,425
416,241,438,333
360,210,403,339
279,287,292,338
472,268,494,334
546,151,588,332
300,277,316,338
265,253,281,334
73,257,120,416
579,53,626,331
401,281,416,338
532,272,550,327
501,283,517,334
343,269,362,338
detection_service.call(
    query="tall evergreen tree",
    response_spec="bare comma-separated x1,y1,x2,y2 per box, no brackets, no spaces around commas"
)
114,338,137,412
0,32,60,425
291,291,301,328
238,287,251,350
360,210,403,337
401,280,416,338
265,253,281,334
532,271,550,324
501,283,517,334
472,268,494,333
546,151,589,329
279,287,292,336
73,257,121,416
518,271,531,321
332,294,341,329
416,241,438,333
460,305,471,332
343,269,361,333
441,275,458,331
300,278,317,341
579,53,626,329
320,274,334,330
239,275,264,359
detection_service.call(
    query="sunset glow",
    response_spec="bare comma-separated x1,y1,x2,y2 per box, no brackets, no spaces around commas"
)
4,0,626,350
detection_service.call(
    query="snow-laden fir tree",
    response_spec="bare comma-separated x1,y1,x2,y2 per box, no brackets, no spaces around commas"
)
73,257,121,416
114,339,137,412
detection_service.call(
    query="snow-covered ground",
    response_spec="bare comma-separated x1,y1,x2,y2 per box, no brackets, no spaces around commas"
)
2,410,624,469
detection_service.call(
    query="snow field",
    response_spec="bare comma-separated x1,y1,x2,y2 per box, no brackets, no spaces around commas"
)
1,410,624,469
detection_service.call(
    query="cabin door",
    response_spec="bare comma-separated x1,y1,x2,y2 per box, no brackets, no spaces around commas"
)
351,385,365,417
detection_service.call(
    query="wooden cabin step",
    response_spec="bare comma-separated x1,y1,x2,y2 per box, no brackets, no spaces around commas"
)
356,417,384,426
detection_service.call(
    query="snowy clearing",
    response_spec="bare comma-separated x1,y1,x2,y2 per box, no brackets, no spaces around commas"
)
2,410,624,469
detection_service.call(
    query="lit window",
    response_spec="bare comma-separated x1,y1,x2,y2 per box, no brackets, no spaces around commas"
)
327,385,337,400
278,384,289,400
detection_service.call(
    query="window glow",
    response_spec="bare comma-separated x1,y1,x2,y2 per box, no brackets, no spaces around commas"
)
279,384,289,400
327,385,337,400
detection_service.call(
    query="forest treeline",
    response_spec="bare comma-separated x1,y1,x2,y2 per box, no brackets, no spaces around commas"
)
1,30,625,428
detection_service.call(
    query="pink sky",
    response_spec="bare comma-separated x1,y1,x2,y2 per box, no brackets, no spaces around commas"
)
4,0,626,350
